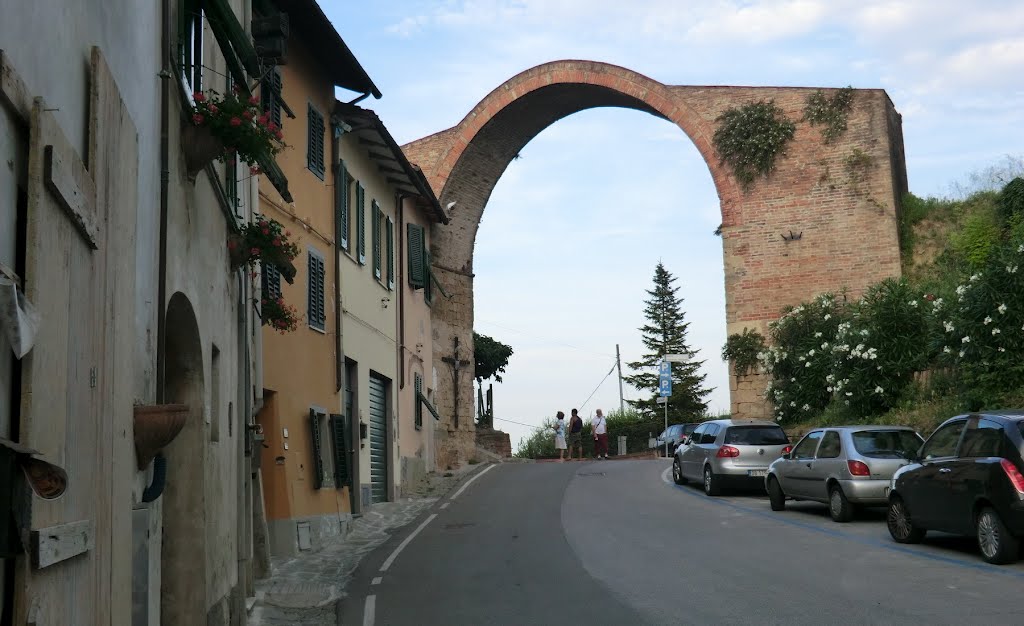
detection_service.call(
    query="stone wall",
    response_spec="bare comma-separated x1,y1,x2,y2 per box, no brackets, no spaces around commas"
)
476,429,512,458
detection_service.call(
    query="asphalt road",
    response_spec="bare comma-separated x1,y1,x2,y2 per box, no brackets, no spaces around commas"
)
340,460,1024,625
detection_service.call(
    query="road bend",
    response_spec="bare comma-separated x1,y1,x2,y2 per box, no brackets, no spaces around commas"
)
340,460,1024,625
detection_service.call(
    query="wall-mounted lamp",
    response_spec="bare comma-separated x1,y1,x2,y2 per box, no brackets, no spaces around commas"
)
781,230,803,242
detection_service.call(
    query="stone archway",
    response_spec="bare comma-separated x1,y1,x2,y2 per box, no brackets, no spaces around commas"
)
161,292,208,624
403,60,908,464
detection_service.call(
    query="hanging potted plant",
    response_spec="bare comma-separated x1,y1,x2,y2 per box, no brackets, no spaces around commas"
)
260,295,300,334
227,217,299,282
184,87,284,181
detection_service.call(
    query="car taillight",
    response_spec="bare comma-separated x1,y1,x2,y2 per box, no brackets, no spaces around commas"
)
999,459,1024,494
781,445,792,455
847,460,870,476
717,445,740,458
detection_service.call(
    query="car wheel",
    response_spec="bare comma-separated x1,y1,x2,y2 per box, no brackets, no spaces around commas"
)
767,476,786,511
829,484,854,523
887,496,925,544
977,507,1020,565
672,458,687,485
703,466,721,496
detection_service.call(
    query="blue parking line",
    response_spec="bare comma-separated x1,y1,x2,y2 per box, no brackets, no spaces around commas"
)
666,479,1024,580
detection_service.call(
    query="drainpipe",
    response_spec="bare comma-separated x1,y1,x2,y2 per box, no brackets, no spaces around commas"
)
157,0,171,404
330,118,346,394
397,194,406,391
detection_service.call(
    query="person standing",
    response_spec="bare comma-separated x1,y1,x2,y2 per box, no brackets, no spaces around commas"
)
593,408,609,459
568,408,584,461
553,411,567,461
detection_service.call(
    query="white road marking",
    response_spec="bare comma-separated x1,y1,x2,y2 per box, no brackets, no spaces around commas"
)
440,502,450,509
380,513,437,572
371,577,382,585
450,463,497,500
661,467,672,484
363,595,376,626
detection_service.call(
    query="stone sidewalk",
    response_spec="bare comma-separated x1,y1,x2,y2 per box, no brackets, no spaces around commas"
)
247,462,493,626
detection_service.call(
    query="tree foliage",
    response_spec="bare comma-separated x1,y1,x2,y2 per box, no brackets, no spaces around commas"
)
473,332,513,427
623,262,711,420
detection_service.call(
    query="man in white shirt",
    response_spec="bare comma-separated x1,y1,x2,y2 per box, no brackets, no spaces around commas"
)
593,409,609,459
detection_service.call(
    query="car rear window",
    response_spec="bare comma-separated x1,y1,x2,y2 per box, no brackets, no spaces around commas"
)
724,426,789,445
852,430,922,459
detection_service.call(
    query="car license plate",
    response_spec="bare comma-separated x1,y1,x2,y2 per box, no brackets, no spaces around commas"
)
748,470,767,477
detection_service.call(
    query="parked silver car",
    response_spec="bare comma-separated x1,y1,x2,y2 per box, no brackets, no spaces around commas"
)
765,425,923,522
672,419,792,495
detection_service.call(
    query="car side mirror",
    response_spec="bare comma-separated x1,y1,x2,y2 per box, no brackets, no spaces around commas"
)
781,452,791,460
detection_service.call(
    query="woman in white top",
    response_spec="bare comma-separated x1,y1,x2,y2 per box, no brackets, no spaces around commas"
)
553,411,567,461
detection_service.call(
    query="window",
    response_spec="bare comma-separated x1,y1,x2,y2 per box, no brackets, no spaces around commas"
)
261,68,282,128
261,261,282,303
335,160,350,251
700,424,720,444
309,408,335,489
920,419,966,460
371,200,382,280
851,430,923,459
959,418,1004,458
414,373,424,429
725,426,790,446
688,424,706,444
307,249,325,331
792,431,823,460
180,0,204,92
817,431,841,458
356,183,366,265
307,104,325,179
386,215,394,290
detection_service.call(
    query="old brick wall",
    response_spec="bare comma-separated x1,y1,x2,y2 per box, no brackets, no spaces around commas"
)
403,60,906,449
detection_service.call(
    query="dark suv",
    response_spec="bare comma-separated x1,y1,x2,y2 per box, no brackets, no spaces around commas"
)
887,411,1024,564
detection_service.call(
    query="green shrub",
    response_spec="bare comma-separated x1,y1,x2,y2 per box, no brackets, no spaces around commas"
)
950,209,1001,268
722,328,767,376
713,100,796,190
997,177,1024,224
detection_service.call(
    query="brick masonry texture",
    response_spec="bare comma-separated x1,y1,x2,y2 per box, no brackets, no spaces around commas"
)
403,60,907,428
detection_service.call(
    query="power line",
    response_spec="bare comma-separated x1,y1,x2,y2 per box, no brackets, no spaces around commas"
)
492,416,547,429
577,360,617,412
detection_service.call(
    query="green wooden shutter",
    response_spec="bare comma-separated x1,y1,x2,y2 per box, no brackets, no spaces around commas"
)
309,409,325,490
315,255,325,327
261,69,282,127
335,160,349,251
372,201,381,280
414,373,423,429
424,250,434,305
261,261,281,303
386,216,394,290
307,252,325,330
357,183,366,265
407,223,425,288
307,105,325,179
329,413,350,488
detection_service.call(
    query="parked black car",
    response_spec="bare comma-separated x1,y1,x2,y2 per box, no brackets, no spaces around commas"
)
887,411,1024,564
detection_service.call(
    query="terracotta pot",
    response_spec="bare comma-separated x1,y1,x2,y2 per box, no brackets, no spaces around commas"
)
182,123,224,182
134,404,189,470
228,233,252,271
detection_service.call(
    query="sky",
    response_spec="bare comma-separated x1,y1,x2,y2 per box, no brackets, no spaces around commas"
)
326,1,1024,451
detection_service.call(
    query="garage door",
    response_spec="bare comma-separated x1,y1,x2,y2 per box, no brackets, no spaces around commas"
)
368,374,388,503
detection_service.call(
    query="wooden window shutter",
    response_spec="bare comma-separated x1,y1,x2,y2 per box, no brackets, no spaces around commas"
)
356,183,366,265
309,409,325,490
307,104,325,179
335,160,349,251
261,69,282,128
261,262,282,303
414,373,423,429
386,215,394,290
372,201,381,280
307,251,325,330
407,223,425,288
330,414,350,488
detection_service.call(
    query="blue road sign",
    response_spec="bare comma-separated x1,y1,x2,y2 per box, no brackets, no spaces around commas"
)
659,361,672,397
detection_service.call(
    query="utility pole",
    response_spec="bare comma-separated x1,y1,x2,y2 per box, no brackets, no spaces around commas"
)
615,344,625,413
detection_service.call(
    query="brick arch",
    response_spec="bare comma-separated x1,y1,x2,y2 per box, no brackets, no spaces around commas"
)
404,60,908,465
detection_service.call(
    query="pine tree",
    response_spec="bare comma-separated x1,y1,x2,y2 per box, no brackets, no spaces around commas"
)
624,262,711,421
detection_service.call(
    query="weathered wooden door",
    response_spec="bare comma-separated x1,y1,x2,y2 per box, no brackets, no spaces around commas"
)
13,48,136,625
